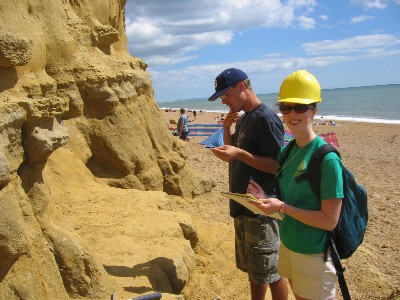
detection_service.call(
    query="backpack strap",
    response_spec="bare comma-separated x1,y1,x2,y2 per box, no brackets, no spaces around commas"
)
329,236,351,300
295,143,340,198
275,139,296,199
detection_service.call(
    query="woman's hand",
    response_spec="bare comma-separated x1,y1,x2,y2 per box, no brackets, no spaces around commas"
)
247,179,267,199
248,180,282,215
254,197,282,216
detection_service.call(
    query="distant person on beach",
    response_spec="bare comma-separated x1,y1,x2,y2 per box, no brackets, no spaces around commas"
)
313,118,338,126
177,108,189,141
215,113,225,122
326,120,337,126
247,70,343,300
193,109,197,120
208,68,287,300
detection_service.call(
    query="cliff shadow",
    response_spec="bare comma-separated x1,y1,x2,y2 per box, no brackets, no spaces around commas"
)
0,68,18,93
104,257,185,295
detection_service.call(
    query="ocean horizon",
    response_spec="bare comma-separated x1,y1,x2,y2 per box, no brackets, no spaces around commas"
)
157,84,400,125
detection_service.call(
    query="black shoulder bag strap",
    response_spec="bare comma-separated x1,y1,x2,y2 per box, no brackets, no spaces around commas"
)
330,236,351,300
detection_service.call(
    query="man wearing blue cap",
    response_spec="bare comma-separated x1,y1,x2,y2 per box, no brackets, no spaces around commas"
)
209,68,287,300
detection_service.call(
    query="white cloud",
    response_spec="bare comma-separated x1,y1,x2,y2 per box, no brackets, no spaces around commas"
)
351,15,375,23
145,55,198,66
350,0,388,9
302,34,400,55
125,0,318,66
130,30,233,66
298,15,316,29
150,32,400,100
149,53,353,100
124,1,400,100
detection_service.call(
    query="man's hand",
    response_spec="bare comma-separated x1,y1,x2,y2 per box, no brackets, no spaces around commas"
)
211,145,240,162
223,111,240,129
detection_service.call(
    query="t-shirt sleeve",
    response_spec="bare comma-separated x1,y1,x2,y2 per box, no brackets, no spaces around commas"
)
259,122,285,159
320,152,344,200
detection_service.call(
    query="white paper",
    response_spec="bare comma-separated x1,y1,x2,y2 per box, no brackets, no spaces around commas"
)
221,192,284,220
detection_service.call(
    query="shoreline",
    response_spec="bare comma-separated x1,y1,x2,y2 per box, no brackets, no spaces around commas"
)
157,84,400,125
160,109,400,126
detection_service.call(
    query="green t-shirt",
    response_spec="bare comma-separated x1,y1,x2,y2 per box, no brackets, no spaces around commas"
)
278,136,344,254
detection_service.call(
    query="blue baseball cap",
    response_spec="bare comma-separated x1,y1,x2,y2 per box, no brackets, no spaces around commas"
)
208,68,248,101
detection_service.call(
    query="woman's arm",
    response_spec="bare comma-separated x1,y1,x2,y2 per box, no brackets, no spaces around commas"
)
247,180,342,231
278,198,342,231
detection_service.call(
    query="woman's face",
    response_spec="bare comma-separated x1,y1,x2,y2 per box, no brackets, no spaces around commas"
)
280,103,317,132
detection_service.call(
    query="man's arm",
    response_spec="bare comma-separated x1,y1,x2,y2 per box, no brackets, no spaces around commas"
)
211,146,278,174
223,126,232,145
236,148,278,174
222,111,240,145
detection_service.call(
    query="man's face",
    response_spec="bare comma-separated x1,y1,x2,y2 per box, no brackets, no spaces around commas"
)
219,83,244,112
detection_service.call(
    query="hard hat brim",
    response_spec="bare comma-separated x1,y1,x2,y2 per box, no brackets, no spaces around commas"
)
278,98,321,105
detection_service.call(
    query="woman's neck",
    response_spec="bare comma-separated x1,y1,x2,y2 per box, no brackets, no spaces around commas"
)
295,131,316,147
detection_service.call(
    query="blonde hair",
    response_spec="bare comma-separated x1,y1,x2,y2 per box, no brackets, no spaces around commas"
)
243,79,253,91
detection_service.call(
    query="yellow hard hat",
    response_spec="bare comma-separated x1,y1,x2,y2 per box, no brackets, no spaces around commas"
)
277,70,322,104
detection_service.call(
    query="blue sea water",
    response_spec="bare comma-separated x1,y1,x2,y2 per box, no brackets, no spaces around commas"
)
158,84,400,124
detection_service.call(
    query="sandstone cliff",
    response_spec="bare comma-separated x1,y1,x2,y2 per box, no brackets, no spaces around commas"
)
0,1,213,299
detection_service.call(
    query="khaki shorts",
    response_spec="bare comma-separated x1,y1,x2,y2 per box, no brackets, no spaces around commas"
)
234,215,281,284
278,243,336,299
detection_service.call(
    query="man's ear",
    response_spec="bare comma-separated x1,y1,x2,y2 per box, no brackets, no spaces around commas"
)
237,81,246,90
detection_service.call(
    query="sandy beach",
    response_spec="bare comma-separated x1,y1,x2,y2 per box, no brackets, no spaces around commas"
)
161,108,400,299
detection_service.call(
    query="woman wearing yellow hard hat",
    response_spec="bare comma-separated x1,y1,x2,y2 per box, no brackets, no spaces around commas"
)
248,70,343,299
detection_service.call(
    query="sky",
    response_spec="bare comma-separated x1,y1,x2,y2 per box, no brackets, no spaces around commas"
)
125,0,400,102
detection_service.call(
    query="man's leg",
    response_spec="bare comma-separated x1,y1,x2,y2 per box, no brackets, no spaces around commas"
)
250,279,288,300
270,278,288,300
246,215,287,300
235,216,288,300
250,282,268,300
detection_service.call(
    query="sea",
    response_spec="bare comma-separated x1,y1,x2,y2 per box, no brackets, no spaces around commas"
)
158,84,400,125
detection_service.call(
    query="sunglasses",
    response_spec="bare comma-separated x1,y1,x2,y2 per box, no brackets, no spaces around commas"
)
219,83,239,101
279,104,315,114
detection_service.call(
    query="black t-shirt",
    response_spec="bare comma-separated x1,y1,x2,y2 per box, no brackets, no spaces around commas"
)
229,103,285,217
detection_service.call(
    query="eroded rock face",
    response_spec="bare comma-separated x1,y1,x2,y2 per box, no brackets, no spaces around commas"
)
0,30,33,67
0,0,212,299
